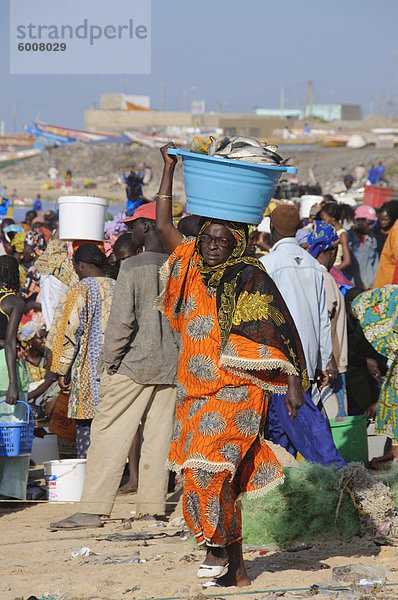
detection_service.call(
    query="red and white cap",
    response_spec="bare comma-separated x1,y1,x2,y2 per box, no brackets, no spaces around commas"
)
123,202,156,224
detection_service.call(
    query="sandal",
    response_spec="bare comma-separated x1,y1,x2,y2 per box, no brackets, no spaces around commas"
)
49,513,103,530
197,563,229,578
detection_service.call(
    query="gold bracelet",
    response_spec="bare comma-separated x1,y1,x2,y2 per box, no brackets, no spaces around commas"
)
156,194,173,199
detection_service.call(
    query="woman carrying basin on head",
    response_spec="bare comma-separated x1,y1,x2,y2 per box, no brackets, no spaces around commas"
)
155,143,309,587
45,244,115,459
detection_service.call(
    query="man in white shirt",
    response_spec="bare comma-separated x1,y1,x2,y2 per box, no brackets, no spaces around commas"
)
260,205,345,466
307,222,348,419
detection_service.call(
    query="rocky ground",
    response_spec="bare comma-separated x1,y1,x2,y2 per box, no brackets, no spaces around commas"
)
0,143,397,207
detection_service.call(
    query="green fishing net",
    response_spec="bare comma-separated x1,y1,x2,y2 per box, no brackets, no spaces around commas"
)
380,464,398,505
242,463,360,547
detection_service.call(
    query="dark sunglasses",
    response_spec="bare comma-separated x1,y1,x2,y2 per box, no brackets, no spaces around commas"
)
199,234,235,249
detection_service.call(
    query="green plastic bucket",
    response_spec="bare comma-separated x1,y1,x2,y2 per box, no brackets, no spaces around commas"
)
329,414,368,465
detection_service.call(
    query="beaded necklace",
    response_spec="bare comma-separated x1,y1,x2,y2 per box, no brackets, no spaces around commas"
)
0,283,16,294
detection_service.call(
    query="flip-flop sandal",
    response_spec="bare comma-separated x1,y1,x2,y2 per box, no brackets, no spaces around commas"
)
197,563,229,578
49,517,104,530
202,581,221,588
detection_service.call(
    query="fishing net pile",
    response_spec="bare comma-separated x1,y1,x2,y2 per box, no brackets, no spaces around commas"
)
336,462,395,536
242,462,398,547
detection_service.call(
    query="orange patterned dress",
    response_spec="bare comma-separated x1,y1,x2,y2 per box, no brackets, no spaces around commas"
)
158,237,308,547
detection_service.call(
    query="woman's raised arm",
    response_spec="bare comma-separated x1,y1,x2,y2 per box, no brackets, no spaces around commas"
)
156,143,183,255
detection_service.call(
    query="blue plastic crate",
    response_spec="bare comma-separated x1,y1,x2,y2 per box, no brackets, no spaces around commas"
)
0,400,34,457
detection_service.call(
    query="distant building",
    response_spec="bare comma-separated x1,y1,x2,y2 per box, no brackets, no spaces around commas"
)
304,104,362,121
101,94,151,110
256,108,304,119
85,94,296,138
256,104,362,122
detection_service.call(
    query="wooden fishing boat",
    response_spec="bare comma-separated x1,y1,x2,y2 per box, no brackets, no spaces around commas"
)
0,148,41,168
34,121,117,143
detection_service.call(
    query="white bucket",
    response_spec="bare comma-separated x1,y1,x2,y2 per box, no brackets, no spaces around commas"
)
58,196,109,241
367,422,389,461
299,195,323,219
43,459,86,502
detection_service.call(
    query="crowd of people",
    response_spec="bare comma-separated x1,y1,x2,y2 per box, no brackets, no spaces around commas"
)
0,143,397,587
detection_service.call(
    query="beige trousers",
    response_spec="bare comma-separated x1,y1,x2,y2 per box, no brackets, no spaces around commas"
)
79,371,176,516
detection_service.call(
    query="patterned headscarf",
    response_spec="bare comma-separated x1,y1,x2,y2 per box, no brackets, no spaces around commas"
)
18,319,46,342
25,230,47,255
196,219,258,288
2,224,25,240
307,222,339,258
11,232,27,253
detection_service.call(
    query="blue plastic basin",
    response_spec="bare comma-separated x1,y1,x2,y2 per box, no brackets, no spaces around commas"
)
168,148,297,224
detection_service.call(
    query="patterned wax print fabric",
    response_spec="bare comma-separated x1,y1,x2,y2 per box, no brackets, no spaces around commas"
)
20,266,41,301
352,285,398,441
25,357,46,386
158,235,309,546
75,419,92,459
45,277,115,419
307,222,339,258
35,240,78,287
25,230,46,256
18,265,26,289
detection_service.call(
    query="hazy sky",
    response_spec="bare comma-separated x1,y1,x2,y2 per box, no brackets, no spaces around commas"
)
1,0,398,131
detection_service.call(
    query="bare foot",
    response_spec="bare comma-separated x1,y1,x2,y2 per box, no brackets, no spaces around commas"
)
117,482,138,495
202,546,228,567
217,570,251,587
217,541,250,587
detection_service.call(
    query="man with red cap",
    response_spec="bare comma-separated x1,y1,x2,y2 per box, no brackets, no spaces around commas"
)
123,201,156,226
50,202,179,529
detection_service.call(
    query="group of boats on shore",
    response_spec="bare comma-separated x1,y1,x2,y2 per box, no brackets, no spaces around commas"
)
0,120,397,170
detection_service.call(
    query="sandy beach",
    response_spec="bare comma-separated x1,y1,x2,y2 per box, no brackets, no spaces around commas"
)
1,492,397,600
1,453,397,600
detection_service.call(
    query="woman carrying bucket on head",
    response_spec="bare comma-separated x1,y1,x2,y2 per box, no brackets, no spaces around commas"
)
45,244,115,459
155,143,309,587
